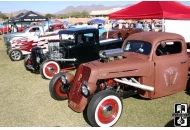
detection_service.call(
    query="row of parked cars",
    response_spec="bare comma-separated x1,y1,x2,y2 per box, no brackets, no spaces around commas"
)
3,24,190,127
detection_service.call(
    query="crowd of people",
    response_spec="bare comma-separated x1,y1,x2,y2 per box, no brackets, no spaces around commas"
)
111,19,162,32
7,19,162,34
9,23,19,33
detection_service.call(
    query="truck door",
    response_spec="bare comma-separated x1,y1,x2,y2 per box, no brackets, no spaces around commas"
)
27,27,40,37
153,40,188,98
75,32,99,63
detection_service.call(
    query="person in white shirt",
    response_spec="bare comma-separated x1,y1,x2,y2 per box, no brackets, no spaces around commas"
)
144,21,149,32
150,20,155,32
125,22,129,28
136,21,143,29
11,23,18,33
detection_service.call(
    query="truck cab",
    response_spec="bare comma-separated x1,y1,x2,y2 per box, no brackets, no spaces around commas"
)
4,25,62,45
49,32,190,127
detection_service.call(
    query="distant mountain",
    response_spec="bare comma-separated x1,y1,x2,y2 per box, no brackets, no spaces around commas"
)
55,4,130,14
2,4,132,17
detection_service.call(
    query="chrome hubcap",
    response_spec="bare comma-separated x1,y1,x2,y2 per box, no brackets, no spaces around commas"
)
11,51,21,60
102,104,113,118
47,66,54,73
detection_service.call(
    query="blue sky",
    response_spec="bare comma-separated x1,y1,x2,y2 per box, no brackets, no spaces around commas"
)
0,1,190,14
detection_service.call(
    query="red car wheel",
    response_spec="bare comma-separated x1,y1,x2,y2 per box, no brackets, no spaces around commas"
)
42,61,60,79
49,72,69,100
24,54,32,71
86,90,123,127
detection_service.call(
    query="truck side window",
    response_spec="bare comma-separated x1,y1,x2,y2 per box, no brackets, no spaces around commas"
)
123,40,152,55
156,41,182,56
29,27,40,32
78,33,95,45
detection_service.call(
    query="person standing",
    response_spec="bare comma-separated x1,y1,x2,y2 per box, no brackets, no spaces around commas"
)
135,21,143,29
12,23,18,32
150,20,155,32
144,21,149,32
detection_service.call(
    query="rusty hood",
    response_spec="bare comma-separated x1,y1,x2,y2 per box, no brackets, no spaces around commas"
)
88,54,152,79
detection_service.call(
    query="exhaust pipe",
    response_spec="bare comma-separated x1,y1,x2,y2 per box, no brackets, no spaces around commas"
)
114,78,154,92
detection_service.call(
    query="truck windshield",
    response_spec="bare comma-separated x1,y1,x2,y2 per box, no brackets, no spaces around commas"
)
123,40,152,55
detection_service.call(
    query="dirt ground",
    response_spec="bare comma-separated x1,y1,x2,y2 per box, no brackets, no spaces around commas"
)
0,35,189,127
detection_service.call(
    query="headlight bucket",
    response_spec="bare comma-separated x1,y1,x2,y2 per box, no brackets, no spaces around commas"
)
61,75,67,84
36,57,40,63
81,82,90,97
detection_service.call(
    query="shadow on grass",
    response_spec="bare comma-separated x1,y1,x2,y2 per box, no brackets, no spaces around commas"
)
165,106,190,127
185,91,190,96
82,105,92,127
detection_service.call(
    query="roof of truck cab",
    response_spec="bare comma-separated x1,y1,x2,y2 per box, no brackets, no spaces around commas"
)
126,32,185,44
58,28,98,35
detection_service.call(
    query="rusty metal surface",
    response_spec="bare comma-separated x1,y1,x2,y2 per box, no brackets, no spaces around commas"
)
68,32,190,111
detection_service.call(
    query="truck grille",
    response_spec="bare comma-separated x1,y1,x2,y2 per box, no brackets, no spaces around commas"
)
31,47,42,68
69,65,91,104
31,49,37,67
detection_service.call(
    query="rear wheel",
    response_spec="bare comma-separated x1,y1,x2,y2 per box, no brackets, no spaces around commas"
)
40,60,60,80
49,72,69,100
86,90,123,127
0,31,2,35
9,49,23,61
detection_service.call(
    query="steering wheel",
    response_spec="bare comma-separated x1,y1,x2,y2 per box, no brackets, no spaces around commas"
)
156,49,164,56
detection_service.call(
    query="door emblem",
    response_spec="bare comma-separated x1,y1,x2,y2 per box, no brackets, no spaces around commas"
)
164,67,178,86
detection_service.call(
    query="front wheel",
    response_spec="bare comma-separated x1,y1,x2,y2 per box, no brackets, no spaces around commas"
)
9,49,23,61
49,72,69,100
86,90,123,127
6,46,12,55
24,54,32,71
40,60,60,80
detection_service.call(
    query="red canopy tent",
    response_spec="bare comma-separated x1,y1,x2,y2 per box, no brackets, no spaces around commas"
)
109,1,190,20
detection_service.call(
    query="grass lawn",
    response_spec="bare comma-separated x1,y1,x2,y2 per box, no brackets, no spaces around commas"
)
0,35,189,127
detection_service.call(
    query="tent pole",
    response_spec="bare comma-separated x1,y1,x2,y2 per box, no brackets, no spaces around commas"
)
162,18,165,32
107,19,109,38
48,18,49,32
7,20,9,34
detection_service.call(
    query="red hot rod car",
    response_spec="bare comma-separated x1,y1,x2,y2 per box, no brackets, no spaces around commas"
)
49,32,190,127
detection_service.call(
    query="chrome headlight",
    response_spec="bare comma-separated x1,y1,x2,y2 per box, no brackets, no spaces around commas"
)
81,82,90,97
36,57,40,63
61,75,67,84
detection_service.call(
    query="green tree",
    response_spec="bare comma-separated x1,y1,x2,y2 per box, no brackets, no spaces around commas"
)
81,11,89,18
59,11,89,18
0,12,7,19
45,13,55,19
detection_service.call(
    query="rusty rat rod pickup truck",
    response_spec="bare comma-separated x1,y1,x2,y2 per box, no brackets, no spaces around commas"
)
49,32,190,127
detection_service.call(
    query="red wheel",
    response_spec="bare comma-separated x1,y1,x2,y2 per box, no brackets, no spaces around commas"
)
24,54,32,71
86,90,123,127
41,61,60,79
96,98,119,124
49,72,69,100
55,78,68,98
